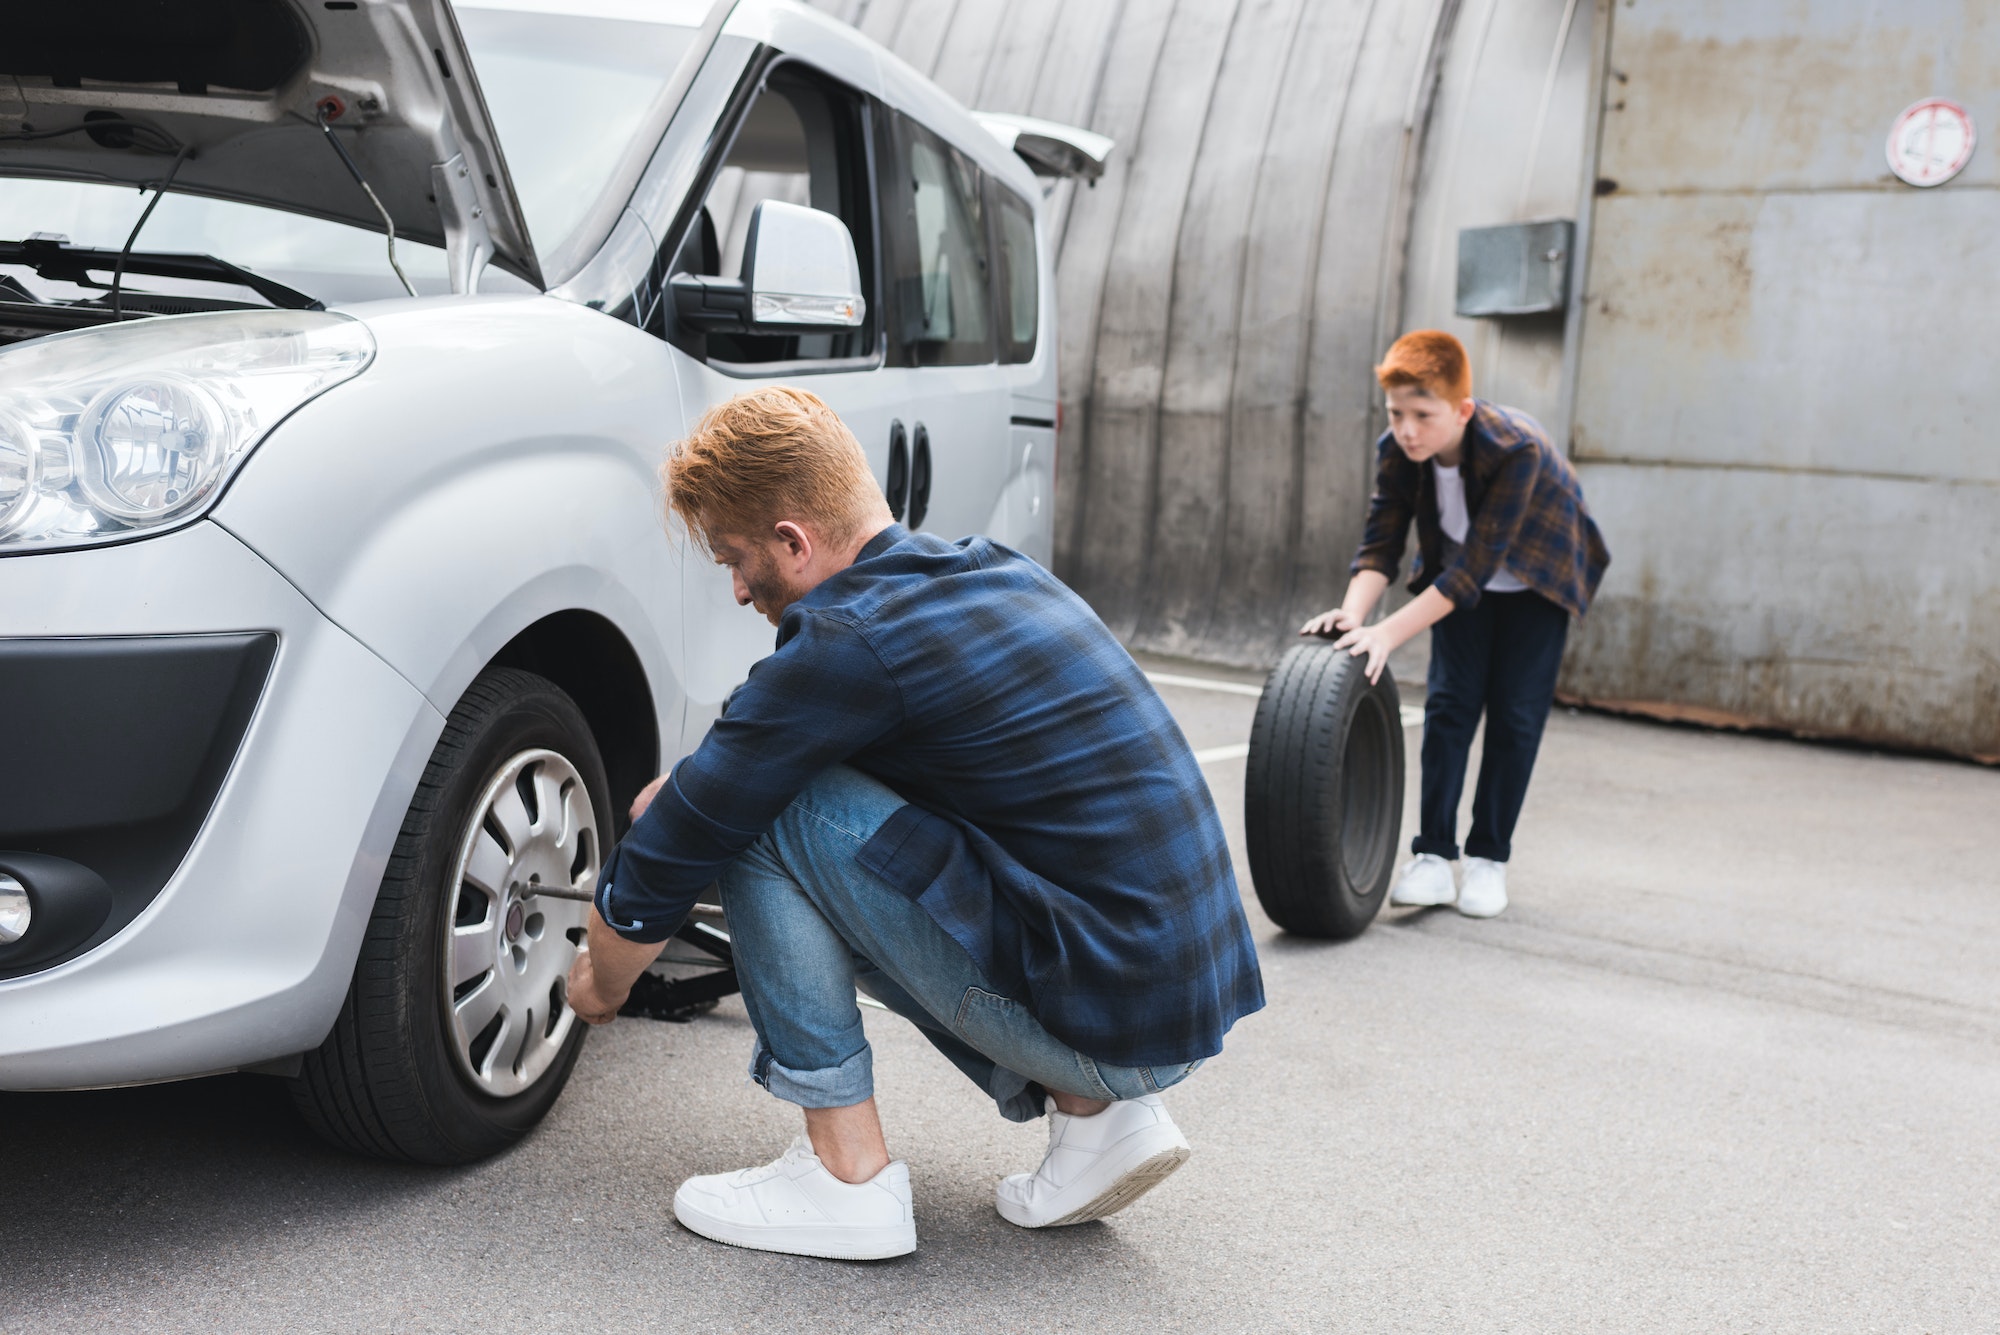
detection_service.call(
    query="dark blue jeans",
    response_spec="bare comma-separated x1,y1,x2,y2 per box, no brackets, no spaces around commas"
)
1414,590,1570,863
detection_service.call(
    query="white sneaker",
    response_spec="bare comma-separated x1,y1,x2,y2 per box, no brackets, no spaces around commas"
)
1457,857,1508,918
996,1095,1192,1228
1389,853,1457,907
672,1135,916,1260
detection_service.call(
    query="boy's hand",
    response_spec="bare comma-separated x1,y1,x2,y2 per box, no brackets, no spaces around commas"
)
1333,623,1398,684
1300,607,1360,638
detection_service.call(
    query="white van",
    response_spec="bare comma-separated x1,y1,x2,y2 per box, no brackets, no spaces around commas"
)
0,0,1106,1161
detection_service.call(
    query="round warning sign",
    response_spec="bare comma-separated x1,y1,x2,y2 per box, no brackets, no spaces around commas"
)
1886,98,1975,187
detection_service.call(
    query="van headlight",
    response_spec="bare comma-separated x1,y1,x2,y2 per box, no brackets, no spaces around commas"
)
0,311,373,552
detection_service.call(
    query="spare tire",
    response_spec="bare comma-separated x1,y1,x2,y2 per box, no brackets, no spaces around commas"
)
1244,641,1406,939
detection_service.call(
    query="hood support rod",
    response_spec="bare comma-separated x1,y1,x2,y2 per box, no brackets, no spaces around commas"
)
110,143,192,322
316,107,418,298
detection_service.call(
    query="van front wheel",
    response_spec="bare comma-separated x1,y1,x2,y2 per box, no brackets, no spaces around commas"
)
290,668,609,1164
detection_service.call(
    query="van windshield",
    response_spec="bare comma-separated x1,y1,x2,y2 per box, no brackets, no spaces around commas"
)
0,9,696,305
456,7,697,264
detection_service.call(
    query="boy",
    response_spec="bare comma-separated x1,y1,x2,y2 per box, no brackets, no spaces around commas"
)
1301,330,1608,917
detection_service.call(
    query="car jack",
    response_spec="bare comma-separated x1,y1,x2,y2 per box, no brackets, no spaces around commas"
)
618,917,740,1023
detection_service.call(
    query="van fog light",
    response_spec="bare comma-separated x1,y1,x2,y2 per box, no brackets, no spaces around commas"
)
0,874,28,945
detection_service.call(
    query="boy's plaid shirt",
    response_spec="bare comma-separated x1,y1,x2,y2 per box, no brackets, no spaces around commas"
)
598,526,1264,1070
1351,400,1609,616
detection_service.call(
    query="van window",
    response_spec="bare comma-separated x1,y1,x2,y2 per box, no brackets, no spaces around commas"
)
993,185,1037,363
881,113,993,367
660,63,877,368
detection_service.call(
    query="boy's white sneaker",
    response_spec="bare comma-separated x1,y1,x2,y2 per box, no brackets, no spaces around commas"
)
673,1135,916,1260
1457,857,1509,918
996,1094,1191,1228
1389,853,1457,907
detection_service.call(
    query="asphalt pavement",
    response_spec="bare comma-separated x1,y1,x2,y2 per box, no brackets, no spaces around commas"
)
5,651,1997,1333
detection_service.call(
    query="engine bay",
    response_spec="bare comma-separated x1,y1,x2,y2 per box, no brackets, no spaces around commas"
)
0,235,321,348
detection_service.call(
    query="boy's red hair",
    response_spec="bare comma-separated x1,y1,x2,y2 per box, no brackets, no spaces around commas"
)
1374,329,1472,404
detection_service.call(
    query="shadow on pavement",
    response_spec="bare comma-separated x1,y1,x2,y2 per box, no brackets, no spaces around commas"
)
0,1075,461,1280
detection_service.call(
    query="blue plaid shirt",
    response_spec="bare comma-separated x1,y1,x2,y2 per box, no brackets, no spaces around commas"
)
1352,400,1609,616
597,525,1264,1068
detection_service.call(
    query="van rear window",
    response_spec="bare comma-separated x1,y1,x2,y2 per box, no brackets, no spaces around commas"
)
995,188,1037,363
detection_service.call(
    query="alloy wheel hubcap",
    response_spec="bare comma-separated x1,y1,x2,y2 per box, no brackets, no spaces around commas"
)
441,748,598,1097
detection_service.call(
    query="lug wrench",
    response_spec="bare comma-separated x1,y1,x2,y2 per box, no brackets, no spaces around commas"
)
526,882,741,1021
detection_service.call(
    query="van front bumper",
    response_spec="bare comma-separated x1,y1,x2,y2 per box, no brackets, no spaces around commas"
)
0,522,442,1090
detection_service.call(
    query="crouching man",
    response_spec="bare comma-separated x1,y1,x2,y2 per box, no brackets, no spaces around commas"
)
566,387,1264,1260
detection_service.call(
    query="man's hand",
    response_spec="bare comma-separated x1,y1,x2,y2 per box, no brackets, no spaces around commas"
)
564,908,666,1027
565,948,628,1026
1300,607,1361,638
629,774,669,823
1333,622,1401,684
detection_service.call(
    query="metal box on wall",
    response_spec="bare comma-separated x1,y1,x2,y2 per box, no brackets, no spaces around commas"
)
1455,219,1574,317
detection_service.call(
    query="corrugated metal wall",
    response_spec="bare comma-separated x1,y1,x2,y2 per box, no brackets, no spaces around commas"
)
1561,0,2000,757
1398,0,1597,437
801,0,1998,755
807,0,1464,665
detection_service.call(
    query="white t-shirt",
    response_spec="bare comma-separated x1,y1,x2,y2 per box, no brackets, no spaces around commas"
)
1433,463,1528,593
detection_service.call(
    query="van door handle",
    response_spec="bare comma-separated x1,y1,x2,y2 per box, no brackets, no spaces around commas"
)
886,419,909,520
909,423,932,530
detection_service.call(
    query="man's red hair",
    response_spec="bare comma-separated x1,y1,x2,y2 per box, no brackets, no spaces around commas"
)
1375,329,1472,404
665,386,878,555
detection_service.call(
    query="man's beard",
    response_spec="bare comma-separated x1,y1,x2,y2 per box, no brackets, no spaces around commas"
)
741,554,809,626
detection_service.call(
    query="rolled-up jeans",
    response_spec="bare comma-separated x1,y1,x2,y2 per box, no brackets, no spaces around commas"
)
716,765,1200,1123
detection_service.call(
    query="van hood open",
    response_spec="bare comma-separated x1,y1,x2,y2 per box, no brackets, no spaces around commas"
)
0,0,540,291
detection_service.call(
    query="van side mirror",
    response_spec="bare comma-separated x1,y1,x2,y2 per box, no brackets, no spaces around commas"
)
670,201,866,334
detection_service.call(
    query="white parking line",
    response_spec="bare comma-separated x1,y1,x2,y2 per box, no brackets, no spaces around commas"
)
1151,669,1426,761
1148,669,1428,729
1144,671,1263,698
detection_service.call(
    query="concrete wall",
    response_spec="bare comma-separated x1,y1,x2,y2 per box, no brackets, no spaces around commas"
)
1562,0,2000,756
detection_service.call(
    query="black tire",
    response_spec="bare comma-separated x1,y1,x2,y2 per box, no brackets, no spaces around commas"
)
1243,641,1406,939
290,668,610,1164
